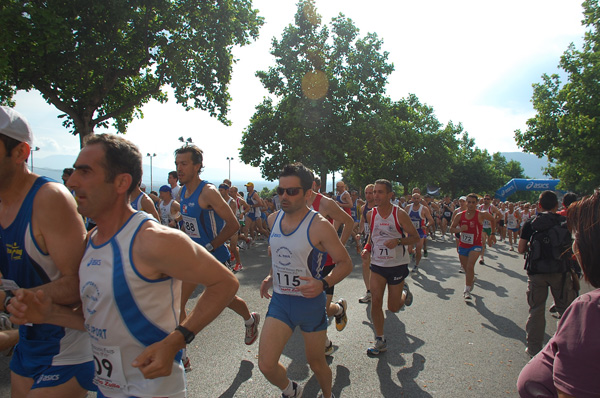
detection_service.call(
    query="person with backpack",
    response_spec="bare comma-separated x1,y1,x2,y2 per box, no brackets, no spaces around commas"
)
517,188,600,397
518,190,578,357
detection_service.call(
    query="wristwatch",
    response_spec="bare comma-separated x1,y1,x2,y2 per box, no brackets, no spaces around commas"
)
205,243,214,252
321,279,330,291
3,290,14,314
175,325,195,344
397,238,403,246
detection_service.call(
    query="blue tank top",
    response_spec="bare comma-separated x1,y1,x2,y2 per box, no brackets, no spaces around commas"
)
351,200,359,222
0,177,92,368
408,203,425,233
180,181,230,263
130,192,144,211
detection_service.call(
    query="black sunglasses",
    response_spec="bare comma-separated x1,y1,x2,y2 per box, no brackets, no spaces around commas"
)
277,187,303,196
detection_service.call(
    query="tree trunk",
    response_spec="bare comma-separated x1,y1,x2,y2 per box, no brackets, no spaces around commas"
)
75,116,95,148
319,170,328,193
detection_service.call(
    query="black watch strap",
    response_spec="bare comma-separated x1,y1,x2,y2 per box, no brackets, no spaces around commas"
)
175,325,195,344
3,290,14,314
321,279,330,292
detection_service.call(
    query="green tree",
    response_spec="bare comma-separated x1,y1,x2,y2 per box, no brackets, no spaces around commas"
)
259,186,276,199
239,0,394,185
342,95,460,195
515,0,600,193
0,0,263,146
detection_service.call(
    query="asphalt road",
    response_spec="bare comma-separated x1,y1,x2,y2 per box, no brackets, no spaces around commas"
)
1,235,590,397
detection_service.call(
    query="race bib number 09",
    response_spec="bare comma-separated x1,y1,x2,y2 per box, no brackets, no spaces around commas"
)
92,344,127,391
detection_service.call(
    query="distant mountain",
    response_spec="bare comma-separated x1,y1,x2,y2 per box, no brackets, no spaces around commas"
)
31,154,278,192
500,152,551,180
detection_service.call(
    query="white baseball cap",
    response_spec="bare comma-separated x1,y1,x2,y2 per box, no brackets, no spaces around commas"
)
0,106,33,146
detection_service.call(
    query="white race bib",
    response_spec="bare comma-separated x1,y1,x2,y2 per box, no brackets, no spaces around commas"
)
412,220,420,230
92,343,127,392
373,242,396,262
460,233,474,245
181,215,200,239
273,263,306,296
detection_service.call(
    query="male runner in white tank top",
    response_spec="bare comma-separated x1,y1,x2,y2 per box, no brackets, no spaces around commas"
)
362,179,420,355
259,163,352,398
9,134,239,398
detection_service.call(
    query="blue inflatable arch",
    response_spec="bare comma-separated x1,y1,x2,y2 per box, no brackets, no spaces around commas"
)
495,179,562,201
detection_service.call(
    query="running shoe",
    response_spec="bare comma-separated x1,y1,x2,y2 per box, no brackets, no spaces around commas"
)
411,265,418,273
463,291,472,301
358,291,371,303
233,263,243,272
245,312,260,345
282,381,303,398
367,337,387,355
458,267,465,273
317,393,335,398
509,247,514,251
334,299,348,331
479,259,485,265
403,283,413,307
183,356,192,373
525,347,535,359
423,249,428,257
325,340,334,356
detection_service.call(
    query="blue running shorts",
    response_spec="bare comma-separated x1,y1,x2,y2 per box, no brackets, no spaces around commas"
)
458,245,483,257
267,292,328,333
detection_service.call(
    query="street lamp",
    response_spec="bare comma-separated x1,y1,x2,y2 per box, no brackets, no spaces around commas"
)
30,146,40,172
178,137,193,146
146,153,156,192
226,157,234,181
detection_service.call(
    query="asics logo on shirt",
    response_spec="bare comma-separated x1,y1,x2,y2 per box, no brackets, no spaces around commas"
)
86,258,102,267
36,374,60,383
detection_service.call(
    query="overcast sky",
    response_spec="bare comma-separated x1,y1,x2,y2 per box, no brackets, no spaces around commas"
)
13,0,586,185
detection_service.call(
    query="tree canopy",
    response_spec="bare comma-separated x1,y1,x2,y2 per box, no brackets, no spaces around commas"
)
515,0,600,194
239,0,393,184
240,0,526,198
0,0,263,146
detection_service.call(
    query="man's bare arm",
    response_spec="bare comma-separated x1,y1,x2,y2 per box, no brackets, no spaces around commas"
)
33,183,87,305
204,186,239,249
132,224,239,378
141,194,160,220
323,196,354,244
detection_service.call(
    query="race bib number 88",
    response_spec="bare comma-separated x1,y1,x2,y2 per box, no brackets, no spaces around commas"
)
181,215,200,239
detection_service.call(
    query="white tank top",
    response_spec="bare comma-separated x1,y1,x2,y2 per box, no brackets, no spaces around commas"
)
370,206,410,267
79,212,184,398
159,199,174,226
506,210,519,229
269,210,326,296
479,204,493,228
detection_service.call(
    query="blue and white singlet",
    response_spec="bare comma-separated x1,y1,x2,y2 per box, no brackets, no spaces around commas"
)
180,181,230,263
269,210,328,296
79,212,184,398
0,177,92,371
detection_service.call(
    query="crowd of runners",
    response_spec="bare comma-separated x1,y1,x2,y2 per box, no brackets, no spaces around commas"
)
0,106,581,398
